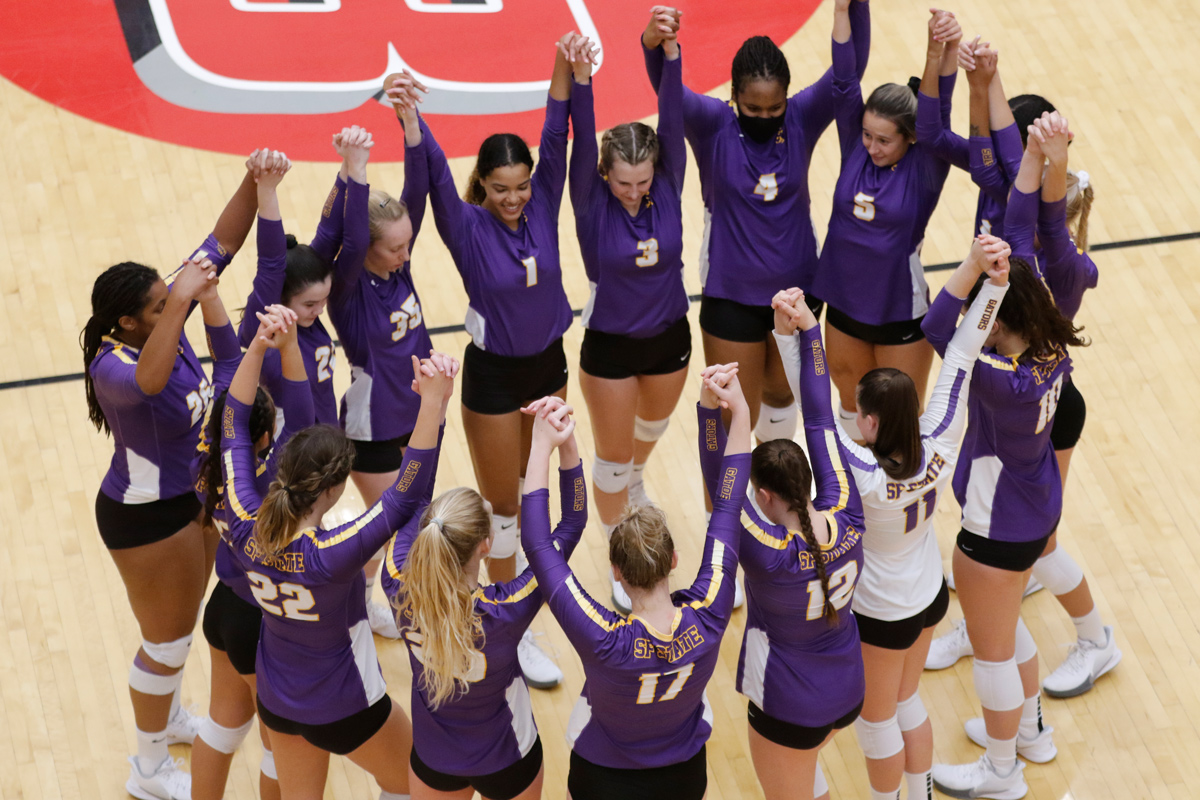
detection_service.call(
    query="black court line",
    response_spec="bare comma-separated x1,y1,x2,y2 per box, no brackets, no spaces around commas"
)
4,228,1198,394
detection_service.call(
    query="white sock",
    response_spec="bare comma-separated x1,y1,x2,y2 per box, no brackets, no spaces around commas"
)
905,770,932,800
168,683,181,721
136,727,169,774
1019,694,1044,739
869,786,900,800
837,403,859,441
986,734,1018,774
631,463,646,484
1072,607,1106,646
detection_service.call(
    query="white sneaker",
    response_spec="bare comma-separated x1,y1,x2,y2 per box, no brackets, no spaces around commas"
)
1042,625,1121,698
518,631,562,689
611,576,632,615
164,704,202,746
932,755,1027,800
964,718,1057,763
947,570,956,591
925,618,973,670
733,576,745,609
1023,576,1043,598
368,600,401,640
126,756,191,800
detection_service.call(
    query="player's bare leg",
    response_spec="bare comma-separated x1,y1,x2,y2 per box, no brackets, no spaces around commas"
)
876,339,935,411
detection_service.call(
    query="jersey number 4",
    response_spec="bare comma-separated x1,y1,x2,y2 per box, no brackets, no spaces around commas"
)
390,295,424,342
246,572,319,621
753,173,779,202
635,662,695,705
805,561,858,621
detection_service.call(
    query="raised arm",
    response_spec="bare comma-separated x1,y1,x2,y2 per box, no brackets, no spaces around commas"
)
916,11,967,167
239,151,291,347
922,235,1011,356
794,0,871,148
212,158,259,259
135,258,217,395
830,6,865,161
657,32,686,189
1035,114,1097,314
202,287,242,395
1004,129,1044,263
641,11,728,147
567,53,602,216
530,34,582,222
327,127,372,305
310,135,350,264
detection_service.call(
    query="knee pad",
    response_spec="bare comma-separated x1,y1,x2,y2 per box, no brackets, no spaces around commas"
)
896,691,928,732
592,457,634,495
489,513,520,559
755,402,798,442
854,715,905,760
1014,617,1037,664
634,416,670,443
813,763,828,798
260,749,278,780
128,658,182,696
198,717,253,755
142,634,193,670
973,657,1024,712
1032,546,1084,596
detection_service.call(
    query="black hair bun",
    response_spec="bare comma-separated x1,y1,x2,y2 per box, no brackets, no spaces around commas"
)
284,233,298,249
906,76,922,97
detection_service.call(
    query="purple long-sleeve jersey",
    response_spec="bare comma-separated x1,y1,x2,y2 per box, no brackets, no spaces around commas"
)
923,289,1071,543
698,327,866,726
569,59,689,339
381,464,586,776
91,234,232,504
524,452,749,769
643,2,871,306
969,122,1024,239
329,134,433,442
238,215,338,426
1005,187,1098,321
813,41,954,325
220,395,435,724
425,103,572,357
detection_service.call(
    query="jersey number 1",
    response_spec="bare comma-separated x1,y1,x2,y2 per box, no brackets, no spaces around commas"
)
635,662,695,705
522,256,538,287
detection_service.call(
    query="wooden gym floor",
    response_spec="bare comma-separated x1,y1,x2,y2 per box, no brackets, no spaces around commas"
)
2,0,1199,797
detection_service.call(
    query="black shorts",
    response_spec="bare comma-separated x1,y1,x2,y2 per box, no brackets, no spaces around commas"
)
1050,377,1086,452
855,579,950,651
411,736,543,800
826,306,926,346
580,316,692,380
567,746,706,800
748,698,864,751
957,529,1053,573
257,694,392,756
95,490,202,550
350,433,413,474
461,339,569,415
201,581,263,675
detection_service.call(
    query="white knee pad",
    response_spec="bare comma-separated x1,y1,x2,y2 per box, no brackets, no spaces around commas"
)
854,715,905,760
1014,617,1037,664
198,717,253,755
489,513,520,559
814,763,828,797
755,402,798,442
260,749,278,780
1032,546,1084,596
973,657,1025,712
592,457,634,495
634,416,670,443
896,691,928,732
142,634,193,670
128,661,181,696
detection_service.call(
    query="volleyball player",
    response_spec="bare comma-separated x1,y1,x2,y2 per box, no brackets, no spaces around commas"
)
813,7,963,433
387,33,592,688
82,161,257,800
379,364,586,800
926,234,1089,799
191,302,314,800
775,238,1009,800
520,365,749,800
567,13,691,612
640,0,870,443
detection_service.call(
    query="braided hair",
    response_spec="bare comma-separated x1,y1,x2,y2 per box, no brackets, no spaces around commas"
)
731,36,791,97
198,387,276,529
255,424,356,555
751,439,838,625
464,134,533,205
967,257,1089,363
80,262,160,434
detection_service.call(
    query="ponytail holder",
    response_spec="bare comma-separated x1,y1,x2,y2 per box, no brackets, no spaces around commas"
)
430,516,444,530
379,197,390,208
1075,170,1090,191
283,485,294,496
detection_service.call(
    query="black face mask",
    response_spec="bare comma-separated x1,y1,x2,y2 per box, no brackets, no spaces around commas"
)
738,107,786,144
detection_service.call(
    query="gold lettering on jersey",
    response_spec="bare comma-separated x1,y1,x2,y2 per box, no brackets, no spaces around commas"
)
632,625,705,662
719,466,737,501
244,537,306,573
1028,345,1068,386
573,476,586,512
322,185,337,218
885,454,946,499
796,525,862,571
811,340,826,376
977,298,998,331
981,147,995,168
705,417,718,453
395,460,421,493
222,405,235,440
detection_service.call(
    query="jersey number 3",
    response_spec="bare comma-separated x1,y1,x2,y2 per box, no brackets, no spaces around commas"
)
636,239,659,267
805,561,858,621
246,572,319,621
754,173,779,202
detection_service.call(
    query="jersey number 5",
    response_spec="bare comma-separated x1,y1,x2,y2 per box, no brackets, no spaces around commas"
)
246,572,320,621
805,561,858,621
636,239,659,267
853,192,876,222
1035,374,1065,434
635,662,695,705
754,173,779,202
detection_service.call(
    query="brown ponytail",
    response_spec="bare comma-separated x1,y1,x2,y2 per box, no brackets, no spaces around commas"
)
856,369,922,481
968,257,1089,363
610,505,675,590
255,425,355,555
198,387,276,529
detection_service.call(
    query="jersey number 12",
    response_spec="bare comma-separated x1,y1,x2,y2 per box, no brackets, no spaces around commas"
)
805,561,858,621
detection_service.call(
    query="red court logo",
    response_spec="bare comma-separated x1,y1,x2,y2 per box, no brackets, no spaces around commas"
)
1,1,819,161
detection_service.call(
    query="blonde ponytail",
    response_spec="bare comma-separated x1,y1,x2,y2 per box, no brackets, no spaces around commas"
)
609,505,675,590
396,487,492,709
1065,170,1094,252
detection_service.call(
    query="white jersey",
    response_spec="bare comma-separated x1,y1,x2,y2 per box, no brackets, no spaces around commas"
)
776,280,1008,620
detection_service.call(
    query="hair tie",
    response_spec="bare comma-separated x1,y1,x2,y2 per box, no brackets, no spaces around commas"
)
1074,170,1090,191
283,485,294,496
379,197,390,208
430,516,444,530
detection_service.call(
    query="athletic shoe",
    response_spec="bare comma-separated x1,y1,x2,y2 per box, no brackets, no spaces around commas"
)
1042,625,1121,698
946,573,1041,597
733,576,745,610
947,570,956,591
126,756,191,800
163,704,202,747
367,600,401,640
925,618,973,670
515,544,529,575
518,631,562,689
628,478,651,508
932,755,1027,800
611,576,632,616
964,718,1057,763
